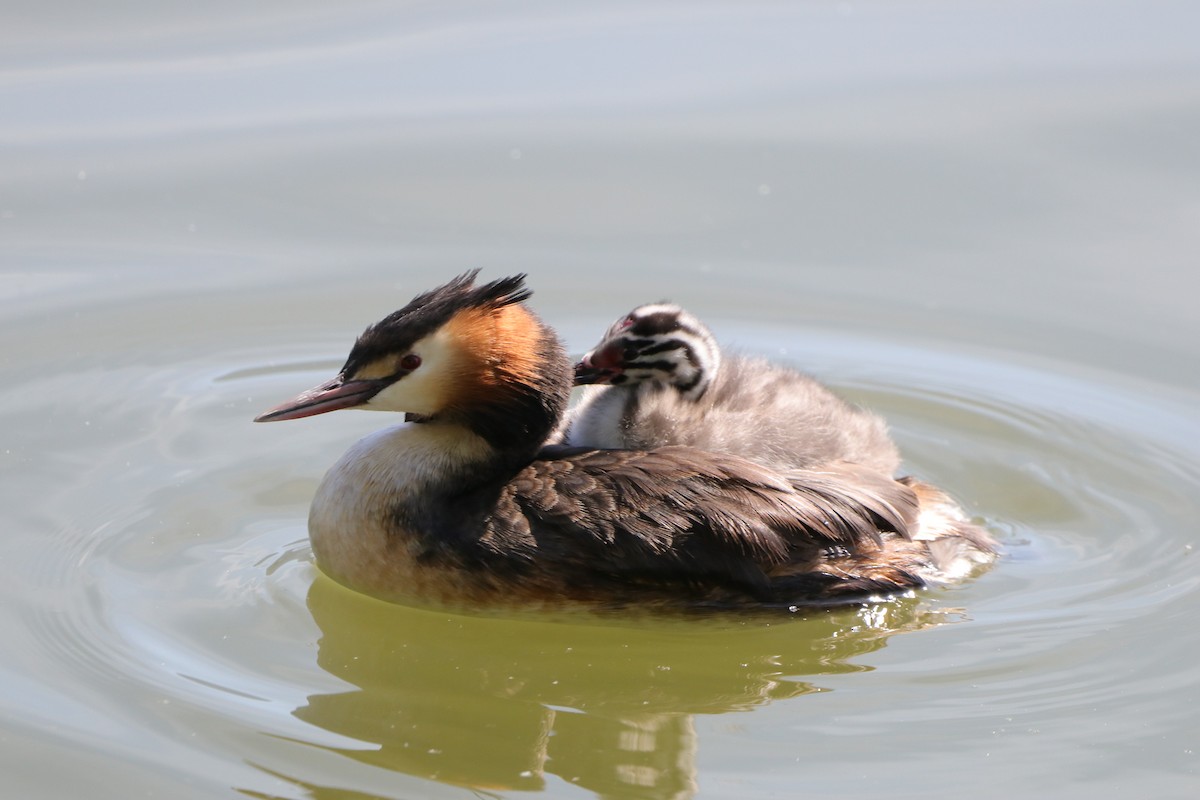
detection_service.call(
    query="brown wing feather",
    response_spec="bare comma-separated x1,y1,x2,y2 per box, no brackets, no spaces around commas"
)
442,445,919,602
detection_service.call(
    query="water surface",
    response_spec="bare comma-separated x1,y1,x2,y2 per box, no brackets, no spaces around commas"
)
2,2,1199,798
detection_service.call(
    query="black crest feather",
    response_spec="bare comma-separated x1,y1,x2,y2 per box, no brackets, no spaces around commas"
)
342,270,531,375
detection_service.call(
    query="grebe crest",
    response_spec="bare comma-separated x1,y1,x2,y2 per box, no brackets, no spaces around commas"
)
257,270,568,464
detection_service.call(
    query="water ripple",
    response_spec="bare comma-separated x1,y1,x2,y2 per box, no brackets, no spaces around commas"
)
9,329,1200,797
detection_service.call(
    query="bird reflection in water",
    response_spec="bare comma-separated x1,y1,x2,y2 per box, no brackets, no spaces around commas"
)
263,576,960,799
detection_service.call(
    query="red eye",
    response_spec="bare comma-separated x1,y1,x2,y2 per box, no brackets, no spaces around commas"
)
618,316,634,330
400,354,422,371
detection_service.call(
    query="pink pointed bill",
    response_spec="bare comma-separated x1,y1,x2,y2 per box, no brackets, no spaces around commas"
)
254,376,384,422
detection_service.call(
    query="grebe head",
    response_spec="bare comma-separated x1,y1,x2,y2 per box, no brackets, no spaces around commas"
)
574,302,720,401
255,271,569,456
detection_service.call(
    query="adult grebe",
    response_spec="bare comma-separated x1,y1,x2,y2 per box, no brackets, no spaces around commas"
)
256,272,994,609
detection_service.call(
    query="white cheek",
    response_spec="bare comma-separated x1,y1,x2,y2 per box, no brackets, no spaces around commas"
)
366,370,441,414
362,328,456,415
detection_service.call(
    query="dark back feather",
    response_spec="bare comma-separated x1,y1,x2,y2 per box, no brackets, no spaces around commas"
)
422,446,920,605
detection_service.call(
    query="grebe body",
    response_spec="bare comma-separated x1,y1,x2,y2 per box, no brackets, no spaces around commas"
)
566,304,901,475
256,274,994,609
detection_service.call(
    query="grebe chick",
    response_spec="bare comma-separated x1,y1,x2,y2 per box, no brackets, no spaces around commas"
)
565,303,901,475
256,273,994,609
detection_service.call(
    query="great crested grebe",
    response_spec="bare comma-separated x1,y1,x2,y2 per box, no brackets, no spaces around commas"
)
565,303,900,475
256,272,994,609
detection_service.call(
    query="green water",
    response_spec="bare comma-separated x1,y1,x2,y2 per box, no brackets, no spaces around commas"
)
3,2,1199,798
